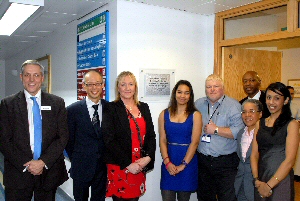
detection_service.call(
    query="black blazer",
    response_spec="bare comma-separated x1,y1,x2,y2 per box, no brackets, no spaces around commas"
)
65,99,107,182
102,100,156,171
239,91,270,118
0,91,69,190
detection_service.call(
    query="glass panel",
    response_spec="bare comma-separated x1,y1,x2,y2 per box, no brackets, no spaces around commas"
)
224,5,287,40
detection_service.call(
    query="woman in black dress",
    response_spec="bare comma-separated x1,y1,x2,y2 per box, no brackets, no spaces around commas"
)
251,82,299,200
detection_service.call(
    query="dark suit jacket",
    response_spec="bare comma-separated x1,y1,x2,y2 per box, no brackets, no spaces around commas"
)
65,99,107,182
0,91,69,190
234,128,254,201
102,100,156,171
239,91,270,118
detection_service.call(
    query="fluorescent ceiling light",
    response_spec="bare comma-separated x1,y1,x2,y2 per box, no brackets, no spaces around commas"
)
0,3,40,36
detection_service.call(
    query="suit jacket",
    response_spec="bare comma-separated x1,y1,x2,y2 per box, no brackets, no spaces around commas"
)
0,91,69,190
102,100,156,171
65,99,107,182
239,91,270,118
234,128,254,201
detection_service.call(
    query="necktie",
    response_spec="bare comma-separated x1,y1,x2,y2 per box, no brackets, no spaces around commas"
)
92,104,100,135
30,97,42,160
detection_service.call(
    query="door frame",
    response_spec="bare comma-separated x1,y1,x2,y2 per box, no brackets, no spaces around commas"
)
214,0,300,76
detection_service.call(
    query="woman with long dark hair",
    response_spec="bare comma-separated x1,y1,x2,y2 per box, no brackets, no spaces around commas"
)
251,82,299,200
159,80,202,201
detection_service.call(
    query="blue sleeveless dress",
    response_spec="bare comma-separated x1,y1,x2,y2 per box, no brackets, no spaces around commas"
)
160,110,198,191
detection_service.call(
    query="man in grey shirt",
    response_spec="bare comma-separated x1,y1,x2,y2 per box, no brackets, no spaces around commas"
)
195,74,244,201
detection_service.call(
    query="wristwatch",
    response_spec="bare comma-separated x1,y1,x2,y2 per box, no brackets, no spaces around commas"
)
214,127,218,135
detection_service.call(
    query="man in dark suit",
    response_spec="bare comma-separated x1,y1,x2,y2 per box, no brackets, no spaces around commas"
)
65,70,107,201
0,60,69,201
239,71,270,118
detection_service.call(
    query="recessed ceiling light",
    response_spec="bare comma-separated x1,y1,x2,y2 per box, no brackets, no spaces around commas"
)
0,3,40,36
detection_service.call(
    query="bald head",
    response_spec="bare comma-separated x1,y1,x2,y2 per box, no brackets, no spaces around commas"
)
242,71,261,98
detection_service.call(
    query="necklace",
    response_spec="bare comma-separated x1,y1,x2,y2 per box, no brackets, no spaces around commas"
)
266,117,274,127
125,105,133,111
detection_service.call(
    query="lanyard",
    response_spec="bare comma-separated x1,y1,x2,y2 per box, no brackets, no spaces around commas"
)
126,108,143,149
207,95,225,124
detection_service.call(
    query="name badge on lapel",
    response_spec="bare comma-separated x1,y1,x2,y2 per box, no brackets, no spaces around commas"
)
41,106,51,110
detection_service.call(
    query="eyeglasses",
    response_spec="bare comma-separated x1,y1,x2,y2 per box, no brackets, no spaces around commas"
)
84,83,103,87
241,110,261,115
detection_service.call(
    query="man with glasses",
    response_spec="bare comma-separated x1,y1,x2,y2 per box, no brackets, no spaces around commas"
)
240,71,270,118
65,70,107,201
0,60,69,201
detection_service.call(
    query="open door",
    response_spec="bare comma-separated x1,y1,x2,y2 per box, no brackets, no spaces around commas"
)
222,47,281,101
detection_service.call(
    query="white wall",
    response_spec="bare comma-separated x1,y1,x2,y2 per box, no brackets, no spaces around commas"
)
115,2,214,200
281,48,300,85
3,0,214,200
274,47,300,107
0,60,5,100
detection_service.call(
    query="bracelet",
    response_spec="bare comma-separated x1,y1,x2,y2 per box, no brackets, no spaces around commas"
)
273,176,280,182
165,162,172,169
163,156,169,161
182,160,188,166
266,183,272,190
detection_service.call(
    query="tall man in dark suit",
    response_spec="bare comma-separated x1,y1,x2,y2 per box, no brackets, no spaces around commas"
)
65,70,107,201
239,71,270,118
0,60,69,201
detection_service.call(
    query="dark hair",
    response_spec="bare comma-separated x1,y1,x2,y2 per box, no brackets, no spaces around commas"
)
168,80,197,116
242,99,264,112
286,86,294,90
266,82,291,136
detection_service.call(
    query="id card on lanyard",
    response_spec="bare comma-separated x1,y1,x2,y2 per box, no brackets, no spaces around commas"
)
201,134,211,143
201,96,225,143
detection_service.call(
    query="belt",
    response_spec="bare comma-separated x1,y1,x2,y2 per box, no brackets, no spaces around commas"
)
168,142,190,146
198,152,236,159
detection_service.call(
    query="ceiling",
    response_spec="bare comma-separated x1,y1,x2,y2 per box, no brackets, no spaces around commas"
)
0,0,262,60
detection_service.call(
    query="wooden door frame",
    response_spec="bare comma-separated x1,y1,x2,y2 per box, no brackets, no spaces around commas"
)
214,0,300,76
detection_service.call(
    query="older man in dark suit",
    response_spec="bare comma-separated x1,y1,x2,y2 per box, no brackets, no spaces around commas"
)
0,60,69,201
239,71,270,118
65,70,107,201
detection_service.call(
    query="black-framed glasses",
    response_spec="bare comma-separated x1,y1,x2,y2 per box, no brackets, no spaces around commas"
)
84,83,103,87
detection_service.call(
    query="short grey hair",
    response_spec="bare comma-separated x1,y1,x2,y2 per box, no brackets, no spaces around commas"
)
205,74,224,87
241,99,263,112
21,60,44,75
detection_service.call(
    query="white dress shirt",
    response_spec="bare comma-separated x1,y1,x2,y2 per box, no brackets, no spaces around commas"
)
241,126,254,162
85,97,102,126
248,90,261,100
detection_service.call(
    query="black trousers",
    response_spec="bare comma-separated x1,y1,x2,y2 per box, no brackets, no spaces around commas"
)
73,160,107,201
196,152,239,201
5,176,56,201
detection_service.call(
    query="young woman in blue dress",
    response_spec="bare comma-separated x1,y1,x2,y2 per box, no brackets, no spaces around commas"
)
158,80,202,201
